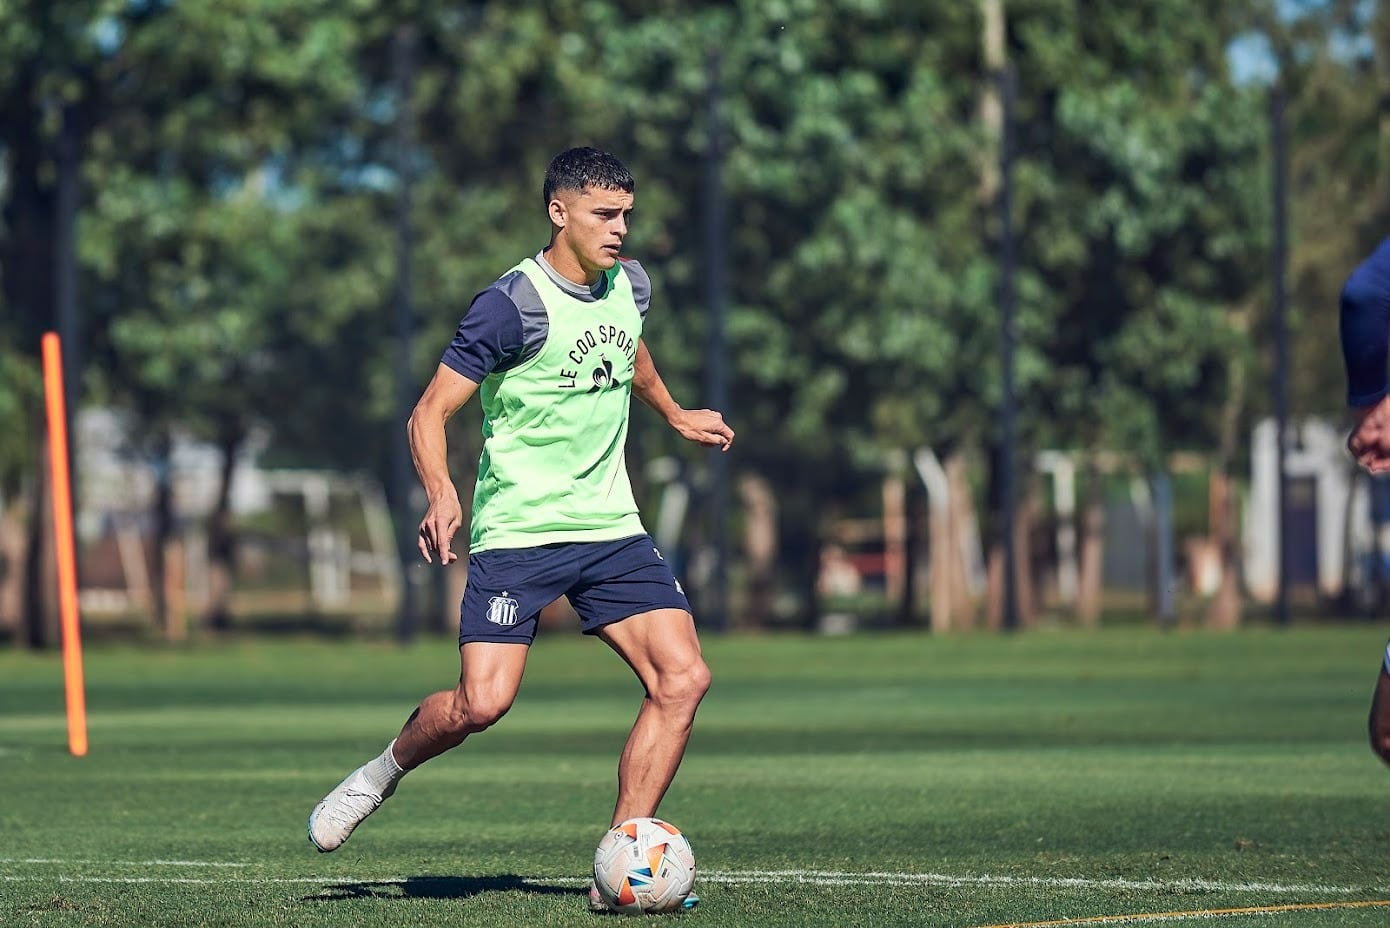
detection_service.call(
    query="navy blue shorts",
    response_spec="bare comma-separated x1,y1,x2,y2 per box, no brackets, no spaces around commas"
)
458,533,691,645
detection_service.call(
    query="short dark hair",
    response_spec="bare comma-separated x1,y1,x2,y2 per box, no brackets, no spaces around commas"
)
543,147,634,207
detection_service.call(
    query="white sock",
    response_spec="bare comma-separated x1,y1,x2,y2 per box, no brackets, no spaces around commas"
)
360,740,407,794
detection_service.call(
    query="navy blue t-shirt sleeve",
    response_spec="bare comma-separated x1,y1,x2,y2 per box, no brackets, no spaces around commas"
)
620,258,652,319
1340,239,1390,407
440,288,525,383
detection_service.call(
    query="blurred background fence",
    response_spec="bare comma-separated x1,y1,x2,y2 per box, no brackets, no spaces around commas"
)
4,0,1390,645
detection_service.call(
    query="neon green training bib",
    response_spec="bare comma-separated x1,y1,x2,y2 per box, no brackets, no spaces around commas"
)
469,258,646,552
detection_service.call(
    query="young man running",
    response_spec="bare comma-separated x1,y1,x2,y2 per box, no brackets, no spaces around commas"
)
307,148,733,911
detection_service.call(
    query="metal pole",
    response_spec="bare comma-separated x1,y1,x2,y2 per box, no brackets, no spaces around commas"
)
1271,83,1290,627
1151,471,1176,627
999,64,1019,630
392,24,419,642
55,104,81,497
702,47,730,633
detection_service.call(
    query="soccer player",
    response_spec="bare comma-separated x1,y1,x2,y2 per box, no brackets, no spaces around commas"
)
1339,235,1390,767
307,148,732,911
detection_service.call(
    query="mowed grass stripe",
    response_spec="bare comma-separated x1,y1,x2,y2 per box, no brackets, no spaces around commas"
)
3,627,1389,928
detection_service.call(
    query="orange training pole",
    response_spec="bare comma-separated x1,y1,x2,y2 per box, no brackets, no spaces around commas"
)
41,332,88,756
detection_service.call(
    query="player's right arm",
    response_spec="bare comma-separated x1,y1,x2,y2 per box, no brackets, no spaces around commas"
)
408,366,480,565
409,283,526,564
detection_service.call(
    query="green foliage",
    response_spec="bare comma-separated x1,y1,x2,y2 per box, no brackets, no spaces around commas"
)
1013,0,1269,464
1253,0,1385,419
594,1,991,497
0,0,1361,612
0,338,42,500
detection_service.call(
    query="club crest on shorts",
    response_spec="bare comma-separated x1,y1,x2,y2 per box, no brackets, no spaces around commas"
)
486,592,520,626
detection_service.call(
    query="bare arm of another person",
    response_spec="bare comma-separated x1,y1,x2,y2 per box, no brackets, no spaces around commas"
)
1349,397,1390,475
631,339,734,451
1341,253,1390,474
407,364,481,564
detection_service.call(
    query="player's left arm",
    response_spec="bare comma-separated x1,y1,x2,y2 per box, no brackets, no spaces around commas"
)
1341,259,1390,472
632,338,734,451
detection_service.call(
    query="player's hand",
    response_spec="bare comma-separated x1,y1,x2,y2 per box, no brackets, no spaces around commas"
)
1348,395,1390,474
670,408,735,451
417,493,463,564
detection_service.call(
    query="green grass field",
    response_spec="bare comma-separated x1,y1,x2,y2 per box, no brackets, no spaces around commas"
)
4,624,1390,927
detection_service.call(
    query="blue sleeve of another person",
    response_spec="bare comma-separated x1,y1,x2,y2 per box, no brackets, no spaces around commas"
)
1340,237,1390,407
440,288,525,383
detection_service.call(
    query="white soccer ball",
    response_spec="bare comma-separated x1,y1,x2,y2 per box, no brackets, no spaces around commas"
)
592,817,697,915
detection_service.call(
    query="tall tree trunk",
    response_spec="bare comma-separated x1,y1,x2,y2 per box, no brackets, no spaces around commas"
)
739,472,777,629
0,488,28,639
882,472,907,615
979,0,1015,632
1207,313,1248,629
988,471,1039,629
148,429,175,636
916,447,976,630
1206,470,1242,629
801,532,824,632
201,419,243,632
978,0,1006,203
917,447,954,630
1076,459,1105,627
1016,479,1039,626
900,477,930,627
6,71,56,651
21,446,59,648
945,450,980,626
0,78,55,337
984,444,1039,627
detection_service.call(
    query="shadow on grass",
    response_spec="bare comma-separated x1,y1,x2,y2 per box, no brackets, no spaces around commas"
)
304,874,582,902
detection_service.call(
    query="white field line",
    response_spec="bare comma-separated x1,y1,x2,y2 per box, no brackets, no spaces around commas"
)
0,860,1379,897
701,870,1368,895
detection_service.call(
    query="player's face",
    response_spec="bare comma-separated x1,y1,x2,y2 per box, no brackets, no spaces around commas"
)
550,186,634,283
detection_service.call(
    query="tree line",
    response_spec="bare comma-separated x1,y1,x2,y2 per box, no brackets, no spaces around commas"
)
1,0,1383,640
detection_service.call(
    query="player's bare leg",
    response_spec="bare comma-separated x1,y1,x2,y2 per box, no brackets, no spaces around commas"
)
1369,665,1390,766
392,642,530,766
597,608,710,824
308,642,529,851
587,608,709,911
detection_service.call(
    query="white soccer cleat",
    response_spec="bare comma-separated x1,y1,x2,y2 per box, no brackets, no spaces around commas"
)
307,766,395,852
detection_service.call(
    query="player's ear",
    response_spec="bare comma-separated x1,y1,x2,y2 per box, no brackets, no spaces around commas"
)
547,197,568,229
